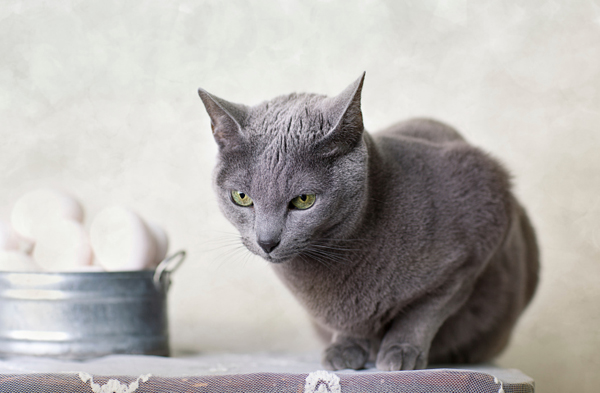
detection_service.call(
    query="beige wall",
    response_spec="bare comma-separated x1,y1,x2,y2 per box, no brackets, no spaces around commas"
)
1,1,599,391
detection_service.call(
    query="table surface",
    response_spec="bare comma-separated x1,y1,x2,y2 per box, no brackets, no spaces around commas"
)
0,352,535,393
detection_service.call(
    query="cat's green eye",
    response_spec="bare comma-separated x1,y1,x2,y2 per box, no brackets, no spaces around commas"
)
231,190,253,207
290,194,316,210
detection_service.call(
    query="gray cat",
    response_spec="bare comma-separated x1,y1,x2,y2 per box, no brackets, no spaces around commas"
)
197,73,539,371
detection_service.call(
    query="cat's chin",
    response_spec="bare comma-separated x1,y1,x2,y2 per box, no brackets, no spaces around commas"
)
262,255,292,264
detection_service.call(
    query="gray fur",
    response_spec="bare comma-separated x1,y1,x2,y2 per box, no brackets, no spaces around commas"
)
198,73,539,371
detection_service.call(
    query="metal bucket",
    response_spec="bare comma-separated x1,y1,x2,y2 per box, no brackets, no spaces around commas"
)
0,251,185,359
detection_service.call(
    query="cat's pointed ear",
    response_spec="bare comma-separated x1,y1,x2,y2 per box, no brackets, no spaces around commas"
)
318,72,366,157
198,88,248,151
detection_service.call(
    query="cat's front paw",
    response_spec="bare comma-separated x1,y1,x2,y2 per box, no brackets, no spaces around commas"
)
376,343,427,371
322,342,369,370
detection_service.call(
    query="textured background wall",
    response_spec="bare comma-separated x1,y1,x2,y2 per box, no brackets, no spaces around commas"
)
1,1,599,392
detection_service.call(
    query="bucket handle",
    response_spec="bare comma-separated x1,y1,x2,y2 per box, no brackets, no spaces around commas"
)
153,250,186,290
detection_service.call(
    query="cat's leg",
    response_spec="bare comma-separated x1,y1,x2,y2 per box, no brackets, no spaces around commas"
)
311,319,334,343
430,207,539,364
322,333,378,370
376,276,475,371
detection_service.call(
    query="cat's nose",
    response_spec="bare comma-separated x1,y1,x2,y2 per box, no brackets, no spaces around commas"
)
258,239,280,254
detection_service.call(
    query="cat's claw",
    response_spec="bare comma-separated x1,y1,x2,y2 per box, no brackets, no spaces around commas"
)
376,343,427,371
322,342,369,370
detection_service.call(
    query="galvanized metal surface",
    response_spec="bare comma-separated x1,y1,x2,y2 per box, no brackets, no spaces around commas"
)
0,251,185,360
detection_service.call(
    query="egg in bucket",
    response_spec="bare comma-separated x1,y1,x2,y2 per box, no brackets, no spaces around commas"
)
0,189,185,359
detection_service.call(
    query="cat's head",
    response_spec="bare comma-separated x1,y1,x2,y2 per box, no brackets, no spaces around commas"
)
198,74,369,264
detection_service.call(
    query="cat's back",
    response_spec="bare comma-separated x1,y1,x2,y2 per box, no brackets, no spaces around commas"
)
372,118,505,188
370,117,514,263
372,118,503,186
375,118,465,145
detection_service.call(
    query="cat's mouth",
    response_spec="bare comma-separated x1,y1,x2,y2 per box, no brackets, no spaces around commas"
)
243,237,296,263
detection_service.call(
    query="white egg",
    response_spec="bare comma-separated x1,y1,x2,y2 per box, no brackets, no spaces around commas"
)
147,220,169,266
11,189,84,241
0,220,20,251
33,220,93,271
90,206,157,271
0,220,34,254
0,250,40,272
67,264,106,272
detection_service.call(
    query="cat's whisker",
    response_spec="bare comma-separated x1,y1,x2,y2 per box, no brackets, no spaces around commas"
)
194,233,241,247
301,253,335,271
311,254,348,267
296,253,315,267
315,238,371,247
202,238,241,247
301,249,348,271
206,235,254,267
306,253,347,267
305,245,353,261
194,231,246,253
315,237,368,241
238,247,256,268
310,243,362,253
199,241,244,253
211,244,244,261
212,245,255,271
